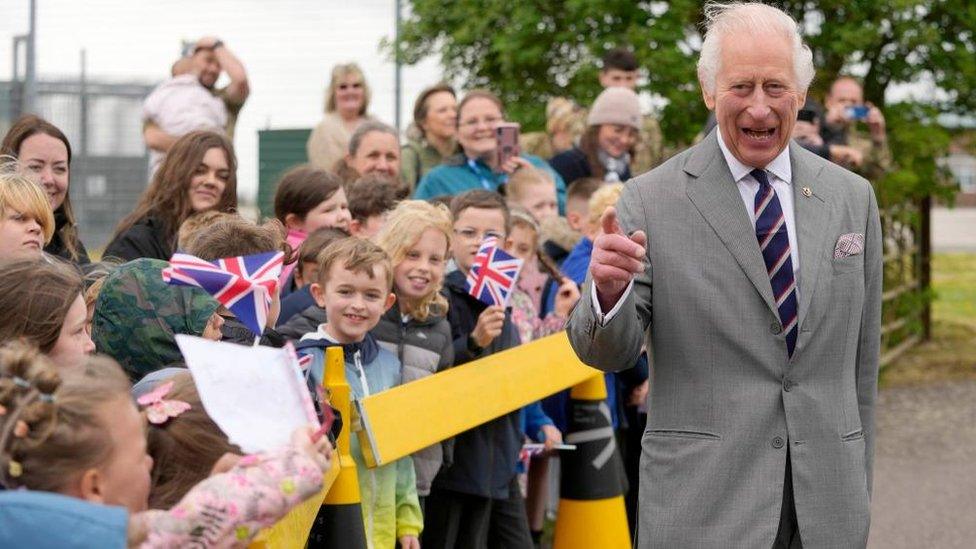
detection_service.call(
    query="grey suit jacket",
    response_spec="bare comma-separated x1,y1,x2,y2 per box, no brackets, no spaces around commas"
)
568,130,882,548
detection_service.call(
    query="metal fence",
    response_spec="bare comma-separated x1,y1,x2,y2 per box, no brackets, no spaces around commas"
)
1,77,153,251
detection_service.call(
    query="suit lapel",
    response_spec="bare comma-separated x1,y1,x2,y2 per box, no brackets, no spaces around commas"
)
790,143,832,332
685,132,779,319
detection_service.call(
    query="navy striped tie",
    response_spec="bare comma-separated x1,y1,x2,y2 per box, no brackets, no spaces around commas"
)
751,168,798,357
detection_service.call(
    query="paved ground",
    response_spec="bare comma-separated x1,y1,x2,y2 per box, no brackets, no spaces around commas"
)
867,379,976,548
932,207,976,251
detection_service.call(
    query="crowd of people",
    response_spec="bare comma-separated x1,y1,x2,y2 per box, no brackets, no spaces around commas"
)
0,6,891,547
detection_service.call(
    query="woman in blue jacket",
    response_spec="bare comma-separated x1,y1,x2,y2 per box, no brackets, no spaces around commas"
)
414,90,567,213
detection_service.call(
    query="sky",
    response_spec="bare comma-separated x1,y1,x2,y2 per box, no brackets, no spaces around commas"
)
0,0,444,203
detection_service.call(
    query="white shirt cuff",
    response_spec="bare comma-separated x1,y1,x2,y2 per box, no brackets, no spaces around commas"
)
590,280,634,327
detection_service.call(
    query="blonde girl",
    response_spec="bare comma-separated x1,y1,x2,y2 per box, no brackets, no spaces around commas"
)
0,162,54,260
372,199,455,500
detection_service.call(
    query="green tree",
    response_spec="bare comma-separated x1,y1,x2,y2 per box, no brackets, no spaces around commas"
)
393,0,974,161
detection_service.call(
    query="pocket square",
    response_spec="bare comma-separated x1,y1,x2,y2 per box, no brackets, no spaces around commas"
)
834,233,865,258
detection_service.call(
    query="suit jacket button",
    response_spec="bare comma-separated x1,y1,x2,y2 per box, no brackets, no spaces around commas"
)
783,379,793,392
772,436,785,449
770,322,783,335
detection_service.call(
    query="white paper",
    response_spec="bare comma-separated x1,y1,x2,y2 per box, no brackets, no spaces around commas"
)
175,335,317,454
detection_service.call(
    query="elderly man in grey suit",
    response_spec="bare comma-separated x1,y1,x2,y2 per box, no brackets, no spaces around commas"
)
567,3,882,548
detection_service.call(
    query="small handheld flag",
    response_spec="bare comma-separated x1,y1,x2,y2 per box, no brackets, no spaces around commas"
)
465,236,523,307
162,251,284,336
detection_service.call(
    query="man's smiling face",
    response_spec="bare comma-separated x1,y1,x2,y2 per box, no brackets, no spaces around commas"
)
703,33,805,168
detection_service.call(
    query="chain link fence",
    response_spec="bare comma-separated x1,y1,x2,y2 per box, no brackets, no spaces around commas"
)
1,77,153,252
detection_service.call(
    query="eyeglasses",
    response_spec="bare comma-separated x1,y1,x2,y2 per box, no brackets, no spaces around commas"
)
338,82,363,91
454,228,504,241
459,116,502,129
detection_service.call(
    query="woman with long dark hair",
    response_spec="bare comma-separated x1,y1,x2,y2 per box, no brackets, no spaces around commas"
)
104,130,237,261
1,114,89,264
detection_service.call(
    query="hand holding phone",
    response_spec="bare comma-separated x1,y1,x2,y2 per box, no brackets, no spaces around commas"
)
495,122,521,167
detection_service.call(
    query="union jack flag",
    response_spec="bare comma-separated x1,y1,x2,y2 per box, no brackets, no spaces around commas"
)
162,251,284,336
465,236,523,307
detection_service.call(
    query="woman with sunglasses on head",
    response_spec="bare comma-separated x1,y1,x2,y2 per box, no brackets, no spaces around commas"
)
307,62,378,173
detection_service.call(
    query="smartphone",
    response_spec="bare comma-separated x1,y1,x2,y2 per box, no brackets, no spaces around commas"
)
846,105,869,121
495,123,521,167
797,109,817,123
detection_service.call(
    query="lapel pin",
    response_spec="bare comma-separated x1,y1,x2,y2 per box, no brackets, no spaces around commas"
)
801,187,812,198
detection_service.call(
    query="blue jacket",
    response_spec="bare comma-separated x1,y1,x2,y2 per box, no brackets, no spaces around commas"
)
0,491,128,548
414,154,567,214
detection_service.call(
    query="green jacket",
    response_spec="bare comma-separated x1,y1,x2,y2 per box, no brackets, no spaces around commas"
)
400,135,453,193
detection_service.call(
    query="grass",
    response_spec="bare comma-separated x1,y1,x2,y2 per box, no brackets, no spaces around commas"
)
880,253,976,387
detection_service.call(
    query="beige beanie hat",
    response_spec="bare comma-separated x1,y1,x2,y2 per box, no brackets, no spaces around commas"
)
586,86,641,130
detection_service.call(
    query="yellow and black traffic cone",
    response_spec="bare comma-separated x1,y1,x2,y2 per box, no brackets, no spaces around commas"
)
308,347,368,548
553,374,631,549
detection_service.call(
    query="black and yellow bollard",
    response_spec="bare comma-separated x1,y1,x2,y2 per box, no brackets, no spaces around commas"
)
308,347,368,548
553,374,631,549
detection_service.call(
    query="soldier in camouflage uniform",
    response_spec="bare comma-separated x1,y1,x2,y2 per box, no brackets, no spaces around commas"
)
821,76,892,183
91,258,220,382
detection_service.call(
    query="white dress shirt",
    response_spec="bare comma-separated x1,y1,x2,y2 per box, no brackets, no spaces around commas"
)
592,129,800,323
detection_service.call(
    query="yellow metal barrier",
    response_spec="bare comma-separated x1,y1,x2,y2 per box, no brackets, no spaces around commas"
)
355,332,598,467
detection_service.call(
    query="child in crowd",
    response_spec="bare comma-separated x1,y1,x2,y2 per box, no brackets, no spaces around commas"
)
184,215,291,346
137,369,243,508
424,189,550,548
0,343,331,547
92,258,223,382
296,237,423,549
0,166,54,261
277,227,349,331
504,165,559,224
0,258,94,369
347,174,400,239
541,176,602,265
373,200,455,503
175,210,236,252
273,165,351,295
505,208,580,349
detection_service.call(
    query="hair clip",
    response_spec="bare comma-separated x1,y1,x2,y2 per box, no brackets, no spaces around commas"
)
137,381,191,425
8,460,22,478
37,393,56,404
13,420,28,438
11,377,30,389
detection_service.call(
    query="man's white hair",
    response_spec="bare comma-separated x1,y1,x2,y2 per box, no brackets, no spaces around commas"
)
697,2,815,95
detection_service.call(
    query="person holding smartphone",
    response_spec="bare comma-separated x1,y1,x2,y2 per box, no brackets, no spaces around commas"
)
821,76,892,180
413,90,567,213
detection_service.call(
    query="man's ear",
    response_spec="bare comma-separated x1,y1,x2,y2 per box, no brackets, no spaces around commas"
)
700,80,716,111
384,292,397,313
77,468,105,505
310,282,327,308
